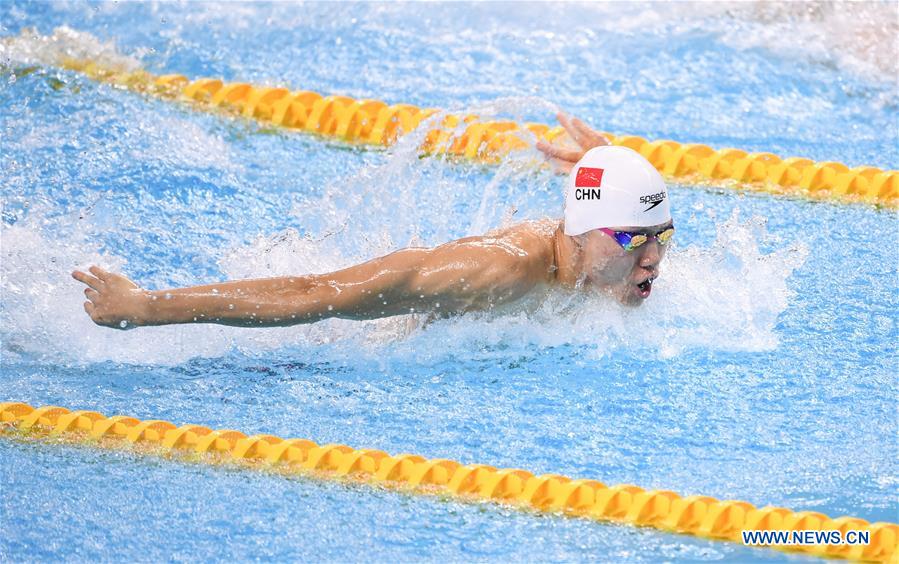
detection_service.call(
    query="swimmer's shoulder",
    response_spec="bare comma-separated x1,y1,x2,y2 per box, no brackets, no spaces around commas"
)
484,219,559,274
443,219,557,270
483,217,554,233
485,219,559,248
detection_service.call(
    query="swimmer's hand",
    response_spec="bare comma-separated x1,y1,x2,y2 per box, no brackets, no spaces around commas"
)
67,223,551,330
72,266,149,330
535,112,611,174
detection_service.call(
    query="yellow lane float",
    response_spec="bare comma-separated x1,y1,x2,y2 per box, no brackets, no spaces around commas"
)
2,402,896,562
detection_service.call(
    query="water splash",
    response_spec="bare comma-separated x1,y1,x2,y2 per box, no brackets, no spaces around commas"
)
0,25,142,72
0,23,810,366
1,118,807,366
386,209,809,362
710,2,899,84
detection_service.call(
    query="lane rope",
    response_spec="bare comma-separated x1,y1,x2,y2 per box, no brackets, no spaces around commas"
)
2,402,896,561
71,59,899,207
15,55,898,208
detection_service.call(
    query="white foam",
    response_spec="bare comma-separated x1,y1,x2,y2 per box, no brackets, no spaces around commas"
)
1,219,222,365
0,26,141,73
385,209,808,362
0,15,816,364
709,2,899,84
555,1,898,84
1,97,807,365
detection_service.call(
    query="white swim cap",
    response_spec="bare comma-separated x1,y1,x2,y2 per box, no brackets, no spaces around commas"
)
563,146,671,236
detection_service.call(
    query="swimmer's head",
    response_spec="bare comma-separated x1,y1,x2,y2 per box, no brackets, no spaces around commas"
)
562,146,673,306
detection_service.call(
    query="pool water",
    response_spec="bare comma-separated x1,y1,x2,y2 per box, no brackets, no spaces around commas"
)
1,2,897,561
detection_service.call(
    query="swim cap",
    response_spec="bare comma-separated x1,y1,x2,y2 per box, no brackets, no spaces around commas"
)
563,146,671,236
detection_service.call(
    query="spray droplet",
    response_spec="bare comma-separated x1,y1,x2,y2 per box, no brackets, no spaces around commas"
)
327,305,334,311
119,320,128,328
228,304,235,310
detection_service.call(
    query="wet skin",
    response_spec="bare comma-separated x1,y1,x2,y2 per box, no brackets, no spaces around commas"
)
72,219,669,330
559,222,671,306
71,113,669,329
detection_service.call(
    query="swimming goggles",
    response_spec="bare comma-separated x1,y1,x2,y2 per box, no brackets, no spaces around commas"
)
598,224,675,252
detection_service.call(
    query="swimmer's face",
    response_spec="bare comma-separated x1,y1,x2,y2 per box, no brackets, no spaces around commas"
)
575,221,671,306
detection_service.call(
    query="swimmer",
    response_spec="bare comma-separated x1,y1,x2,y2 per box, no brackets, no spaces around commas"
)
72,114,674,330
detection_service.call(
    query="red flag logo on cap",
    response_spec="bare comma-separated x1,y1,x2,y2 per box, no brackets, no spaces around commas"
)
575,167,604,188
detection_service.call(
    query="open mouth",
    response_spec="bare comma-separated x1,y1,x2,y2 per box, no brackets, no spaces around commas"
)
635,276,655,298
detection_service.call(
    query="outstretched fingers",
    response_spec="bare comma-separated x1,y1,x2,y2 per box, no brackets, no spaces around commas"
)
570,117,609,148
557,112,581,143
536,112,609,173
89,265,110,281
536,140,582,163
557,112,610,150
72,269,104,291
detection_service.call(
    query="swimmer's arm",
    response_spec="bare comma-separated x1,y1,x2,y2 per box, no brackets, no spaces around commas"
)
535,112,611,174
72,240,540,329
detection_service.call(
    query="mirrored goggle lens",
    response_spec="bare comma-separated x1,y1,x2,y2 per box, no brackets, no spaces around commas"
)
624,234,648,250
657,228,675,245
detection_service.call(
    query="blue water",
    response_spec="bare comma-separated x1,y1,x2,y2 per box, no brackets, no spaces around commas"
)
1,2,897,562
